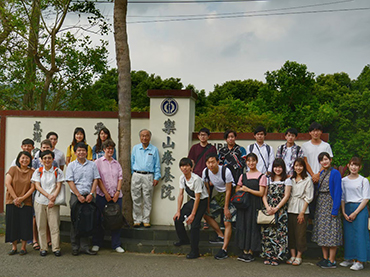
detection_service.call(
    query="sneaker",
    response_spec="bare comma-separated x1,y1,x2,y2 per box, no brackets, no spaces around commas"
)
115,247,125,253
340,260,354,267
350,262,364,271
214,248,228,260
316,258,327,267
91,245,100,252
321,260,336,269
186,252,200,259
209,236,224,244
238,253,254,263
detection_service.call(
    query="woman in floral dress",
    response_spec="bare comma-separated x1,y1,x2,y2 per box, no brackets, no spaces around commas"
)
312,152,342,269
261,158,292,265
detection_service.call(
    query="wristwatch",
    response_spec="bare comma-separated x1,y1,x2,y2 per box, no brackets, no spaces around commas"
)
89,192,94,196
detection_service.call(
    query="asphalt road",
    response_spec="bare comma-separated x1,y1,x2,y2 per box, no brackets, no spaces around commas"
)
0,235,368,277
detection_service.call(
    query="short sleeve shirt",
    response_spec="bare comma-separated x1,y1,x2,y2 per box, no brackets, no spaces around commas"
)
179,173,209,200
202,165,234,192
31,167,64,205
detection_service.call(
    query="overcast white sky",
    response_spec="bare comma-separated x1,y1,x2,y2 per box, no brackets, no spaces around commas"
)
86,0,370,92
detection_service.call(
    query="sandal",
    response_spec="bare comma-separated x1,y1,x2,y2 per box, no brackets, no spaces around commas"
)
264,260,271,265
292,258,302,266
271,260,279,266
286,257,296,265
33,242,40,251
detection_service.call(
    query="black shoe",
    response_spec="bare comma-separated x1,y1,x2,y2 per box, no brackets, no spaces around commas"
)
214,248,228,260
8,249,17,255
40,250,47,257
238,253,254,262
209,236,224,244
317,258,327,267
186,252,200,259
173,241,190,247
72,249,79,256
54,250,62,257
84,249,97,255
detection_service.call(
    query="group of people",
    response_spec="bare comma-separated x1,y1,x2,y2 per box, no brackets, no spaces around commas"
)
4,123,370,271
5,127,125,256
173,123,370,271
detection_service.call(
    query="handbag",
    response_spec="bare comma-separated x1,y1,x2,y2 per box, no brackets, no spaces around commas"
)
257,209,276,225
53,182,66,206
103,202,124,230
231,190,250,209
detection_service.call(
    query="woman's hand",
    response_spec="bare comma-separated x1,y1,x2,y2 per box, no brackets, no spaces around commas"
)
48,194,56,202
48,201,55,208
297,212,305,224
348,212,358,221
13,197,22,207
104,193,112,202
113,191,119,203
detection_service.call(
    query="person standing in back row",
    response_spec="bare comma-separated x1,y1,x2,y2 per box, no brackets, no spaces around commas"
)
188,127,217,177
247,126,274,175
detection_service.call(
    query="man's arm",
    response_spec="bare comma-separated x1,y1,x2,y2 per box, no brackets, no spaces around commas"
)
173,188,184,221
68,181,85,203
153,147,161,186
187,193,201,224
85,178,98,203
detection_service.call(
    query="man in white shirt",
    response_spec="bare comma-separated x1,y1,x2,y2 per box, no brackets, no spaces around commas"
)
301,122,333,183
246,126,274,175
173,158,209,259
203,153,236,260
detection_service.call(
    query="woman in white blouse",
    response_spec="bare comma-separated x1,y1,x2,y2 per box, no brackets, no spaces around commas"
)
32,150,64,257
340,157,370,271
286,158,314,266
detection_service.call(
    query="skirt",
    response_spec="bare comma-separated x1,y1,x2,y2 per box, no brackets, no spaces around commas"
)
312,192,342,246
343,202,370,262
5,204,33,242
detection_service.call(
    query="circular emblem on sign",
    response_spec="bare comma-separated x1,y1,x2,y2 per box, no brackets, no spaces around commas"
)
161,98,178,116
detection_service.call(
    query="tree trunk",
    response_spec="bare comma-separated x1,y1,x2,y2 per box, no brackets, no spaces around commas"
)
114,0,133,224
23,0,40,110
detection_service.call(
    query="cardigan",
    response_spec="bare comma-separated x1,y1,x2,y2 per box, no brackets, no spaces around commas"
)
318,168,342,216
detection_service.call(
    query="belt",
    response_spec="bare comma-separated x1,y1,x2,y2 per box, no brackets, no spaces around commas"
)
134,170,153,175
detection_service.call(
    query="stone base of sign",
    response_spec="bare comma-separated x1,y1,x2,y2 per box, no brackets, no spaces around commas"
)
59,216,322,258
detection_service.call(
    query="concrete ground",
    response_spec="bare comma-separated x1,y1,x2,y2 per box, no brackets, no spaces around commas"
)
0,236,369,277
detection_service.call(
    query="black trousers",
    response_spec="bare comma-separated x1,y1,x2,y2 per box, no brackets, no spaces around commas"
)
174,198,208,254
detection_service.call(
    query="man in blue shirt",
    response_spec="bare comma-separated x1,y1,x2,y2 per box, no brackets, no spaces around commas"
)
131,129,161,228
66,142,100,256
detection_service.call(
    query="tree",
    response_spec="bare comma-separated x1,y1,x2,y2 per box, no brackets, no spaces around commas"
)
114,0,133,224
0,0,109,110
207,79,263,106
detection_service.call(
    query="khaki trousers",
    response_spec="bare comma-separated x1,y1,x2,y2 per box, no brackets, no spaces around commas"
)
34,201,60,252
131,172,154,224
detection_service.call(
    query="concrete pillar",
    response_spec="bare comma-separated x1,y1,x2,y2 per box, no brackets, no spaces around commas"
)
147,90,197,225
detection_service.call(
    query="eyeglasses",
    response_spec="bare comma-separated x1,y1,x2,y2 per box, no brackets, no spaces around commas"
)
42,157,53,160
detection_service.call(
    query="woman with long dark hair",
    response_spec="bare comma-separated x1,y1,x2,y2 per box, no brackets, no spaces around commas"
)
92,127,116,160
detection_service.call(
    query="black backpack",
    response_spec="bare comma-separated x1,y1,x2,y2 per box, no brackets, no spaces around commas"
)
102,202,125,231
71,201,97,237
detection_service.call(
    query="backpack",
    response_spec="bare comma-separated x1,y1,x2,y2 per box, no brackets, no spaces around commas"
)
102,202,125,231
37,167,66,206
71,201,97,237
204,166,227,184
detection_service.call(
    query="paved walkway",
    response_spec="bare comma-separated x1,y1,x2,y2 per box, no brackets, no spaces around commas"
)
0,236,369,277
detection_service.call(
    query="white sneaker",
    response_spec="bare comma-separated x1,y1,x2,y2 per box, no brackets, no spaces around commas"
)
115,247,125,253
340,260,354,267
350,262,364,271
91,245,100,252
